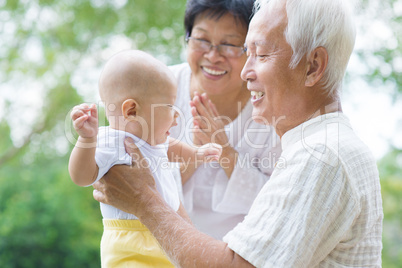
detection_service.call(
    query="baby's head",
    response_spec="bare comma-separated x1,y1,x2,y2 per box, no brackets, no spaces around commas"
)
99,50,178,146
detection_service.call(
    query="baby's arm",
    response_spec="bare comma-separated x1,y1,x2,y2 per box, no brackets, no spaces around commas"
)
167,137,222,164
68,103,99,187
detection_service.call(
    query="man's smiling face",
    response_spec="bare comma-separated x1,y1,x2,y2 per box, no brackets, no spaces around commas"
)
241,2,316,136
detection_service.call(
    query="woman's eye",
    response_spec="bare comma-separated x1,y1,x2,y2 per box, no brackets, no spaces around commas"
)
194,37,208,42
222,43,237,47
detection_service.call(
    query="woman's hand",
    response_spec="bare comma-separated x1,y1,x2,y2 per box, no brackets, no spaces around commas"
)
190,92,230,147
92,137,160,218
190,92,238,178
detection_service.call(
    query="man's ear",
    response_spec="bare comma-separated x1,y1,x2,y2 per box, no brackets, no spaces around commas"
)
305,46,328,87
121,99,139,120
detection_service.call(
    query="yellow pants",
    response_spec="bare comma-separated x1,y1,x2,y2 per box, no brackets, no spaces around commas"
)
101,219,175,268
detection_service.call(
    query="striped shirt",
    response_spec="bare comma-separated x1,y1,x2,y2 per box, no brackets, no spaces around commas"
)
224,112,383,267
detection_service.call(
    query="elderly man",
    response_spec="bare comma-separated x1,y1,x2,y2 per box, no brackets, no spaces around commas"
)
93,0,383,267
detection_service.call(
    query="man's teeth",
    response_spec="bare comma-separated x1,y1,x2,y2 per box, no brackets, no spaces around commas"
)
250,91,265,99
203,67,226,76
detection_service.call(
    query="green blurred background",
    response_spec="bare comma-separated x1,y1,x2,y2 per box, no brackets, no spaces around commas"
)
0,0,401,267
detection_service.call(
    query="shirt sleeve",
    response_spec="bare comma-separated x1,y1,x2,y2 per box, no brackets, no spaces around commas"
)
223,144,359,267
90,130,132,186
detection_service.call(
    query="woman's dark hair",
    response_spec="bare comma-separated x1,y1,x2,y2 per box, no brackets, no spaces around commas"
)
184,0,255,37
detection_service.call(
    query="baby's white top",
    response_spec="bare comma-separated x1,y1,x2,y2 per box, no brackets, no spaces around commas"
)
92,126,180,219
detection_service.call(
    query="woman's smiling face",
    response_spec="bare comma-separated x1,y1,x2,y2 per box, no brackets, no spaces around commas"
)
187,11,248,96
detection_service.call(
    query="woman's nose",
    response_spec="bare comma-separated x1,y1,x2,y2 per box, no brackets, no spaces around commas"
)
204,46,224,62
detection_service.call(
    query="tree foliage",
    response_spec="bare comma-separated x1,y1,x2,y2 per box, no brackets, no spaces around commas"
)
0,0,186,266
355,0,402,98
355,1,402,265
378,148,402,267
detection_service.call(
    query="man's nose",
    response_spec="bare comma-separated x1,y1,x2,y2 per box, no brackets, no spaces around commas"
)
241,57,255,82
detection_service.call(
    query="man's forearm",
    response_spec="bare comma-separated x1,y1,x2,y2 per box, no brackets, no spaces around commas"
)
138,195,254,268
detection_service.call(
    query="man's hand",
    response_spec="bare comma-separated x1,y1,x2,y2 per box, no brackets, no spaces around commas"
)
92,137,159,218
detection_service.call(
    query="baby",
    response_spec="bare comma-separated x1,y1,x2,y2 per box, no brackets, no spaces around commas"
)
68,50,221,267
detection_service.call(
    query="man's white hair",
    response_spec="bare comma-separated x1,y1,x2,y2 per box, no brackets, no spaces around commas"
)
254,0,356,96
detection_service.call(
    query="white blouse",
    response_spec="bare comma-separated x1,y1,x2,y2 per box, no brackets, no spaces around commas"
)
169,63,282,239
223,113,383,267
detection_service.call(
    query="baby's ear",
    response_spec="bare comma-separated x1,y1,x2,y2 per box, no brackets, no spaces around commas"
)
122,99,139,120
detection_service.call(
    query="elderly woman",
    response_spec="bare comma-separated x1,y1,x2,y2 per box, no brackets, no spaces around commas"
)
169,0,281,240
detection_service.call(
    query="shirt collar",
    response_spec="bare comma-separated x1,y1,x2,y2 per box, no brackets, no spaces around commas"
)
280,112,352,151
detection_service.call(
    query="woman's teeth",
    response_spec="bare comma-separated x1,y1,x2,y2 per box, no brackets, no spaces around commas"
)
202,67,227,76
251,91,265,100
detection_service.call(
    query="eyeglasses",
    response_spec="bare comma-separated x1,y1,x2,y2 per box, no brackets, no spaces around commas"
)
185,37,246,58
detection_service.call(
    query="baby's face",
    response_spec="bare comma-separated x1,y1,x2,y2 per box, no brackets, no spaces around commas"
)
138,82,178,146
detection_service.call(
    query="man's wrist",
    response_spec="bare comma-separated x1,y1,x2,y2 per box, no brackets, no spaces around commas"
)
136,188,169,222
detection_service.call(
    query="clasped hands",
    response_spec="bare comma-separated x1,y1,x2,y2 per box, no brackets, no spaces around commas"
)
190,92,229,148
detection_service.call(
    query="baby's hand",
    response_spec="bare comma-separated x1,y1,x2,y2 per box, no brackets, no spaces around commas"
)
71,103,98,138
196,143,222,162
